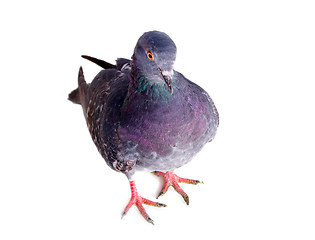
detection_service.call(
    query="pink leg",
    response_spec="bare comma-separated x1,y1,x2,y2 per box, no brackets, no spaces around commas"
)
122,180,166,225
153,171,203,205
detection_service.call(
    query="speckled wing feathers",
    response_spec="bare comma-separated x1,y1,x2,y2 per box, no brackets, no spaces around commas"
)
86,68,137,173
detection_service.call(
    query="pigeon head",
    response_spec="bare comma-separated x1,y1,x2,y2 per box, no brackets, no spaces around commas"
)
132,31,177,94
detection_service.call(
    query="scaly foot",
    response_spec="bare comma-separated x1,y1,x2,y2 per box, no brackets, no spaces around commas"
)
153,171,203,205
122,180,166,225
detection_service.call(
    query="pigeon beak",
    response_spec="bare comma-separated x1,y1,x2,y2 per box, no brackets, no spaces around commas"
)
158,67,174,94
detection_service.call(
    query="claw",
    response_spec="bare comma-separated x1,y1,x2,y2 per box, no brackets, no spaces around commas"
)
183,195,190,205
147,217,154,225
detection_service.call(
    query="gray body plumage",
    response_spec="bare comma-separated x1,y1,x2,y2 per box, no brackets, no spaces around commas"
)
69,31,219,179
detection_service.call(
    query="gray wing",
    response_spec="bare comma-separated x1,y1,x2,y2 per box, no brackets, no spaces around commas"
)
86,68,134,173
69,55,134,173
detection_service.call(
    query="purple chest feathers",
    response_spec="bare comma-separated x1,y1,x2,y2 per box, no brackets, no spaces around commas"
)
118,93,211,157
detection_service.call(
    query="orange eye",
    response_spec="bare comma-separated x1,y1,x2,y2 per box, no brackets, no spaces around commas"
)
147,51,154,60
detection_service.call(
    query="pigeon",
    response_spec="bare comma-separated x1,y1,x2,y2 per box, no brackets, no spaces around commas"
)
68,31,219,224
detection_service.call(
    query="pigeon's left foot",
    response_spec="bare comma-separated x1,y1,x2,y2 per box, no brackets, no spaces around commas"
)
153,171,203,205
122,180,166,225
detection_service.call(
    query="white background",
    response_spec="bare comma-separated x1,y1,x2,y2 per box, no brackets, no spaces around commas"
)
1,0,314,239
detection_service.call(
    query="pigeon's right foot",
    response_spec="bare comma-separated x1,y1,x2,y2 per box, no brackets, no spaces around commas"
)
122,180,167,225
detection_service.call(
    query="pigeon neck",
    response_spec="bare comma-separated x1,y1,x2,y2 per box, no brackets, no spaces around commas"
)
129,68,174,100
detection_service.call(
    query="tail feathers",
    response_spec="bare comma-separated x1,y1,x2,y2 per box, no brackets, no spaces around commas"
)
68,67,88,107
68,88,80,104
77,66,87,86
81,55,116,69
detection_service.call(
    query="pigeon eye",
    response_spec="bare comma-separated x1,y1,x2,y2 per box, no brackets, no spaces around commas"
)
147,51,154,60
